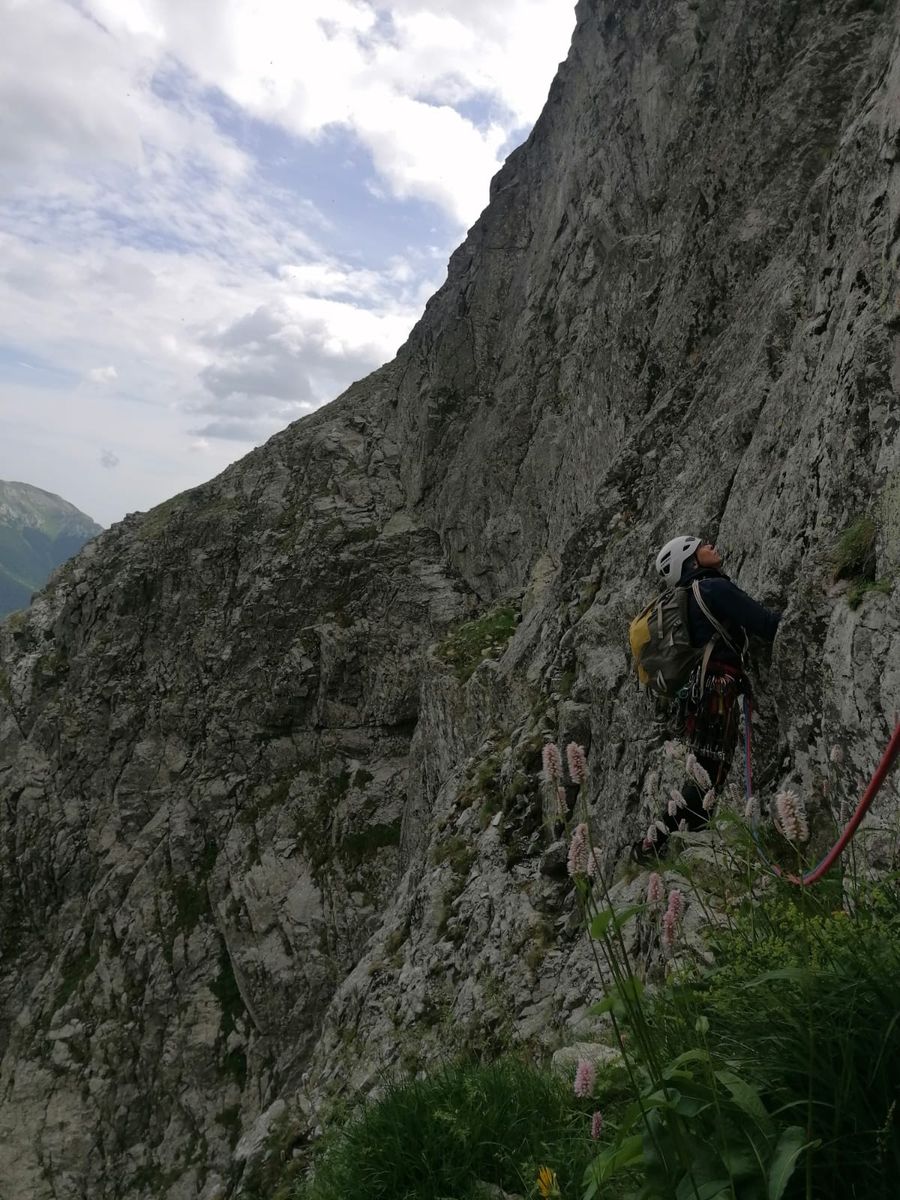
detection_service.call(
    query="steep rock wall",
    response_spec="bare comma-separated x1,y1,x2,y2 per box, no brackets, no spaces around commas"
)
1,1,899,1197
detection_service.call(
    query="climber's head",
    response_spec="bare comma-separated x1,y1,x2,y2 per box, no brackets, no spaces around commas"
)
655,536,722,585
695,540,722,570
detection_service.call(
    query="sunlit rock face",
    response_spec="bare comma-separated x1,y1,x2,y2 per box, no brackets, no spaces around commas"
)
2,2,899,1196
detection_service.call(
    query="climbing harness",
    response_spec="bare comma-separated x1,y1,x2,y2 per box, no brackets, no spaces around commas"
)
742,692,900,886
684,662,742,771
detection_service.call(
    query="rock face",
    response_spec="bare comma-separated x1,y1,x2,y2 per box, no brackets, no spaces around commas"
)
2,1,899,1196
0,481,102,617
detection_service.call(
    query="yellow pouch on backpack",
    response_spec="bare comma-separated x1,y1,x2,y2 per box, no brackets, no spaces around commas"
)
629,601,655,687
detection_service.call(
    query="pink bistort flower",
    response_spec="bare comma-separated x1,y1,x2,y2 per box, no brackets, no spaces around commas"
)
574,1058,596,1098
702,788,716,812
662,908,678,947
689,758,713,790
666,889,684,922
775,789,809,842
647,872,664,905
567,823,589,876
590,1111,604,1139
542,743,562,785
566,742,588,785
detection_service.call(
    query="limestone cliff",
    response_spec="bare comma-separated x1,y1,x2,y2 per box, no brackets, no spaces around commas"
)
2,2,899,1197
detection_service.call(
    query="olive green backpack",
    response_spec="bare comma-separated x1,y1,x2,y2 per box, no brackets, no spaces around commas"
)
629,581,736,697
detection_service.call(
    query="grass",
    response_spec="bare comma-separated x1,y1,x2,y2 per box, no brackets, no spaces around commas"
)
828,516,893,609
831,516,876,582
290,1059,597,1200
847,576,892,609
431,834,476,876
434,605,519,682
636,885,900,1200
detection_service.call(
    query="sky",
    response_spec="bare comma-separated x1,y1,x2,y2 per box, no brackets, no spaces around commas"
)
0,0,576,527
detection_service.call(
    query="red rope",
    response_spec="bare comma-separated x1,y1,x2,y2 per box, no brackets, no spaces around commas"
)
747,715,900,887
787,719,900,886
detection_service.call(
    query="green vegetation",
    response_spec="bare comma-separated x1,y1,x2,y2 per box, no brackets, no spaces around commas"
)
338,820,401,866
170,840,217,934
831,516,876,582
127,1164,183,1193
576,799,900,1200
634,887,900,1200
210,941,245,1039
172,876,210,932
215,1104,242,1142
847,576,892,609
829,516,892,608
435,604,519,682
240,778,293,825
241,1108,313,1200
209,934,249,1092
223,1046,248,1089
322,770,353,803
291,1060,595,1200
55,938,98,1008
136,494,185,539
430,834,476,876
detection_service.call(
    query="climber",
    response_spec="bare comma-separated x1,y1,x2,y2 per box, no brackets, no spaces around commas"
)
635,535,781,860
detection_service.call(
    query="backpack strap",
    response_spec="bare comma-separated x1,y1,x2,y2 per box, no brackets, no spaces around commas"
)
691,579,744,652
690,580,744,694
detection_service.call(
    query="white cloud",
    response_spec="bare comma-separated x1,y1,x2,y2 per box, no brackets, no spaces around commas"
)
77,0,575,226
87,365,118,384
190,294,415,440
0,0,247,190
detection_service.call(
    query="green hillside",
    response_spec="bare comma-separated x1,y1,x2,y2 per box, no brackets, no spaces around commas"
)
0,480,103,617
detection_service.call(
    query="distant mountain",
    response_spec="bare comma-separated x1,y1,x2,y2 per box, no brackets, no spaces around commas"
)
0,481,103,617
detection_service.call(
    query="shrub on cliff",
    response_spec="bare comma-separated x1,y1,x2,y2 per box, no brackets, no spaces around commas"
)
291,1058,595,1200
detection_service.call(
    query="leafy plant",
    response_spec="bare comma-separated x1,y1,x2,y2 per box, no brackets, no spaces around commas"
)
292,1059,595,1200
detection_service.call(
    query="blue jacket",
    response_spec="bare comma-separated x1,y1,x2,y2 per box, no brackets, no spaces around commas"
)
680,566,781,665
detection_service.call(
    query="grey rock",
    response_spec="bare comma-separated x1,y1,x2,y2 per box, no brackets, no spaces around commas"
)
550,1042,622,1077
539,840,569,877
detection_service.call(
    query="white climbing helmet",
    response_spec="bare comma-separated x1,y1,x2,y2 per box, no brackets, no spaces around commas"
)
655,535,701,587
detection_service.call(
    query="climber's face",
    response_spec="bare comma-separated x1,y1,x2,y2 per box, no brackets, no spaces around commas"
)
695,541,722,569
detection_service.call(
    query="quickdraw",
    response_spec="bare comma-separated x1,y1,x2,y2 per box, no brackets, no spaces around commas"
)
742,693,900,887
